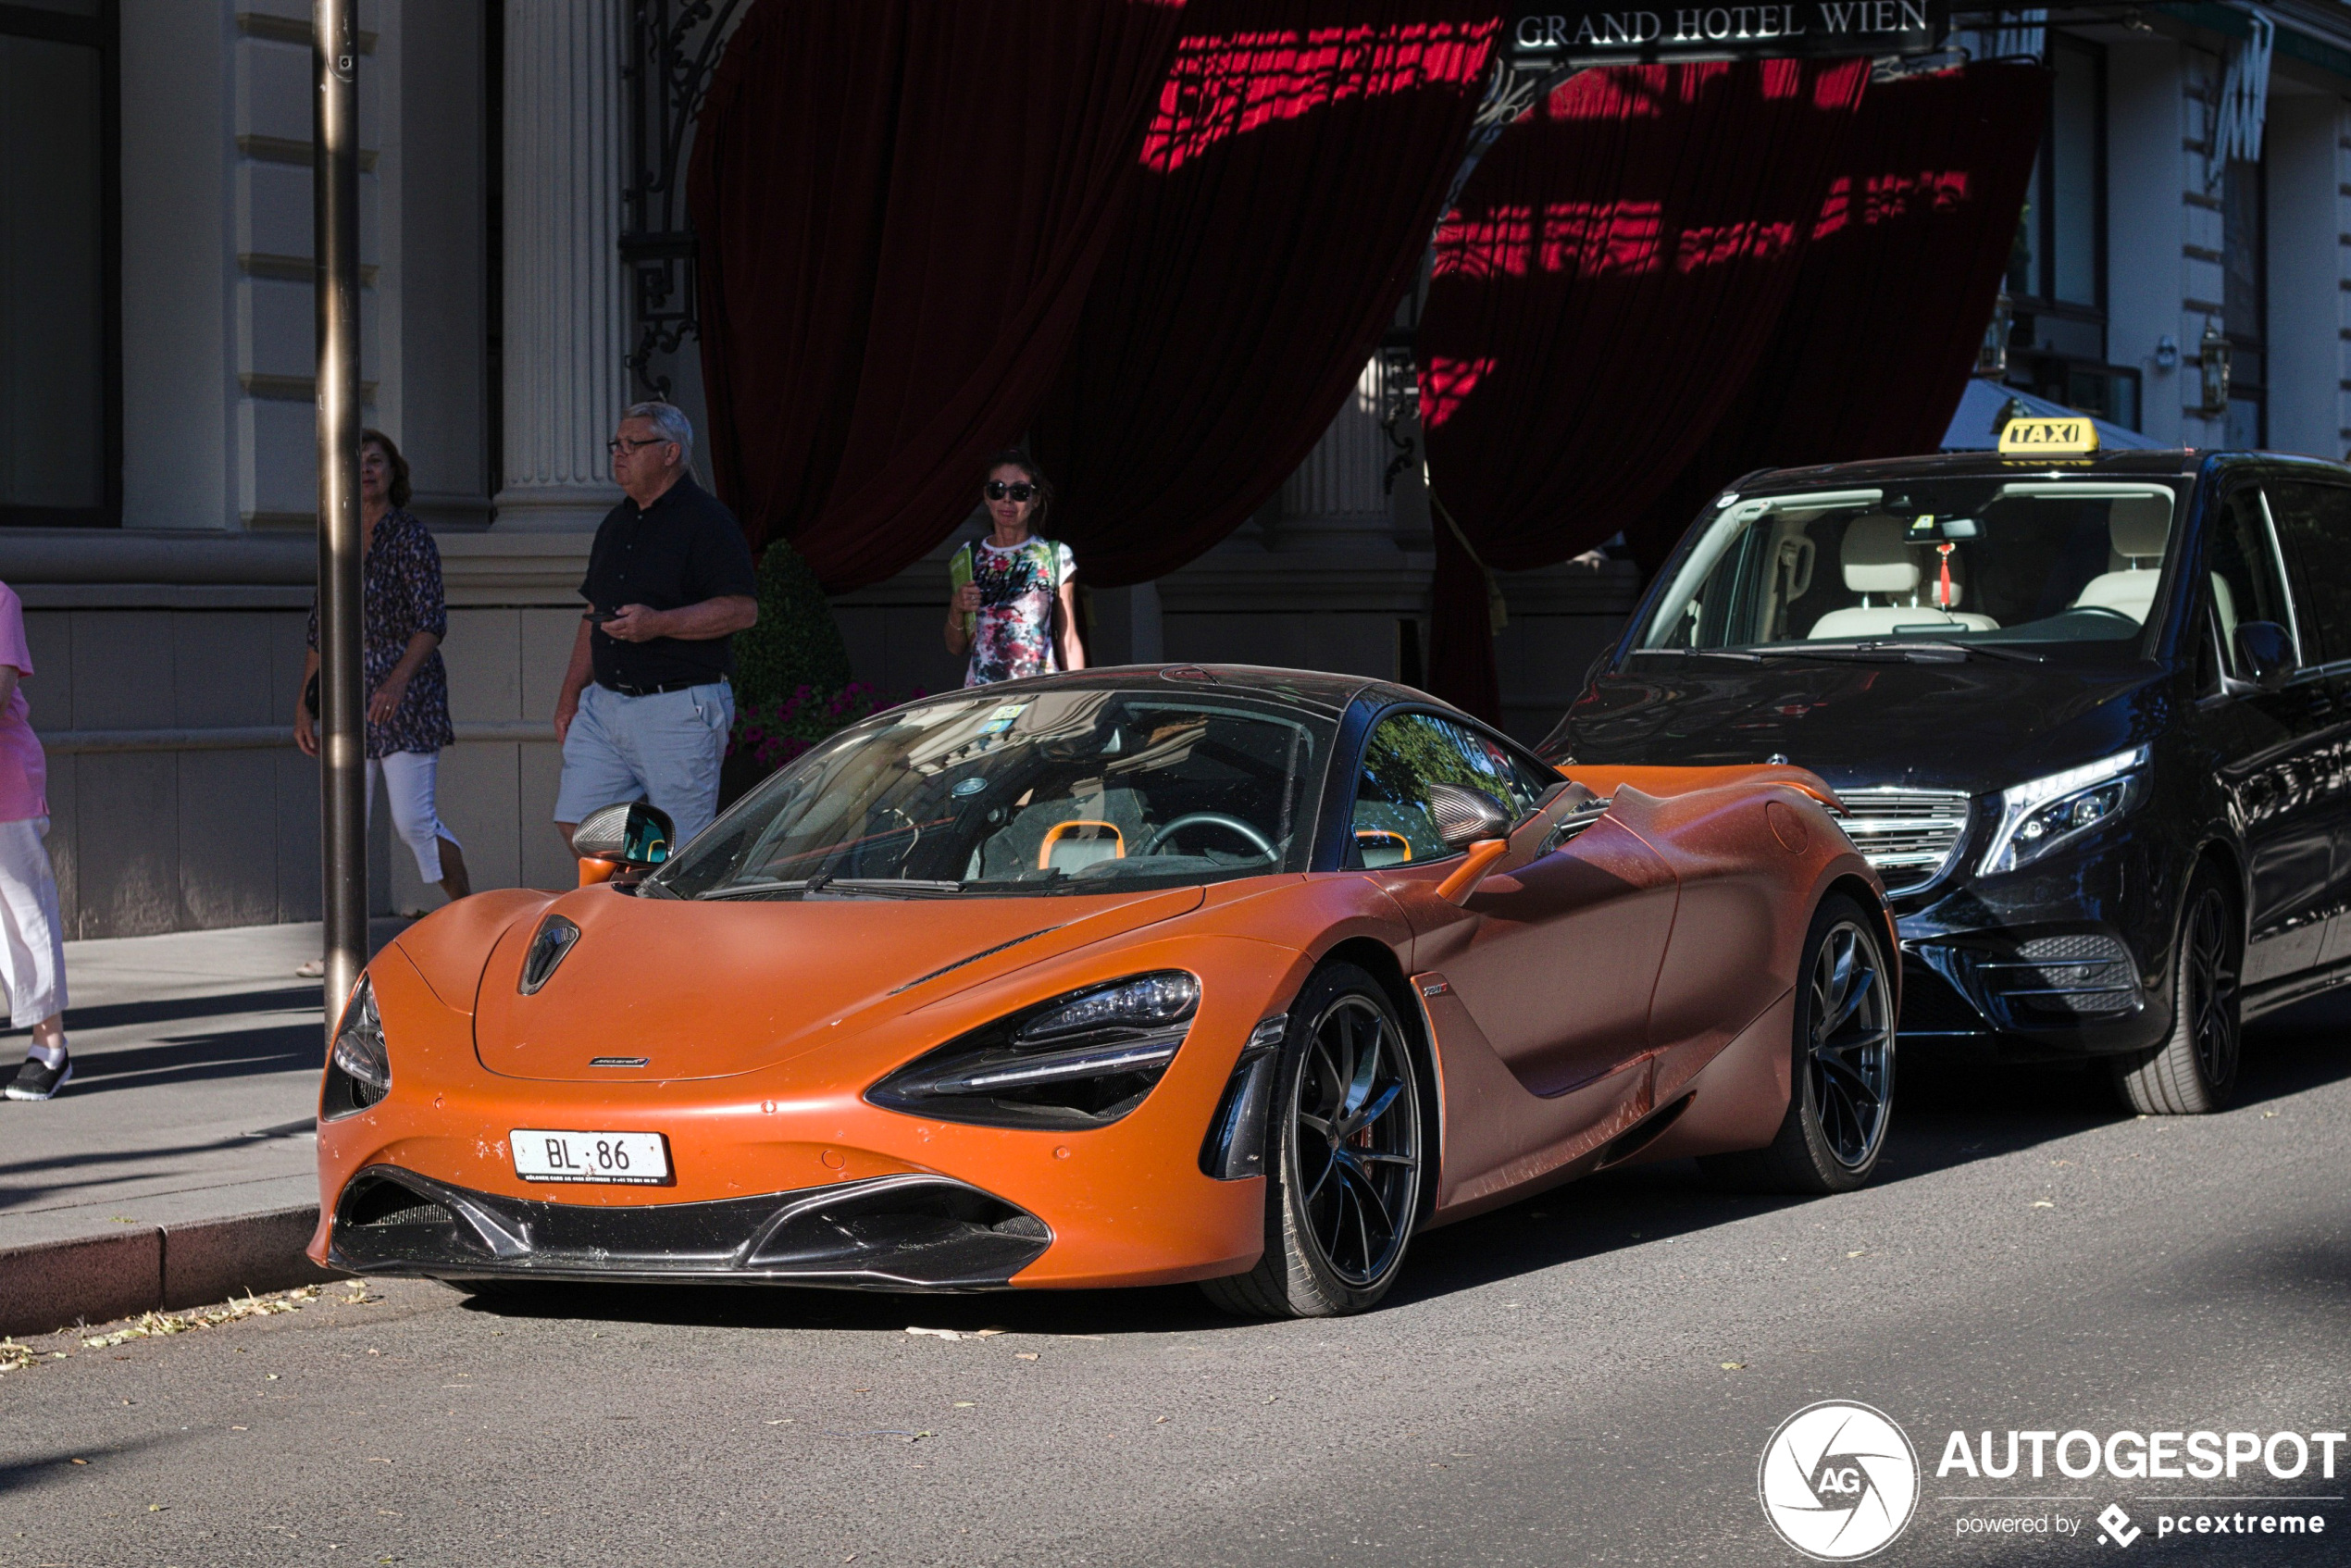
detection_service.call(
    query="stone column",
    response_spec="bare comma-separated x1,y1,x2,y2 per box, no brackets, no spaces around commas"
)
1276,358,1401,553
494,0,627,530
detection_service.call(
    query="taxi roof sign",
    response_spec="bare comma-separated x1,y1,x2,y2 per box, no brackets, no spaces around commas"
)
1997,416,2098,456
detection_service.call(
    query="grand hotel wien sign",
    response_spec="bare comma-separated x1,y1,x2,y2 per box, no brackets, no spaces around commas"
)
1510,0,1947,63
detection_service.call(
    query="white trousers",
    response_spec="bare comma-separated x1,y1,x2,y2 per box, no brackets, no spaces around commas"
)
367,751,459,885
0,816,66,1027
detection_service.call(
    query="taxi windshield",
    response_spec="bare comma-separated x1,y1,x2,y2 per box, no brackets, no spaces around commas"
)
1632,479,2190,657
650,689,1330,900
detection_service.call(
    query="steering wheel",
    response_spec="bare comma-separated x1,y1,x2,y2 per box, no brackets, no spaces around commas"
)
2069,604,2140,626
1140,813,1275,858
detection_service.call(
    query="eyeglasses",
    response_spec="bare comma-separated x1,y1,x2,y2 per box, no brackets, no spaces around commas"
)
607,436,666,454
984,481,1036,503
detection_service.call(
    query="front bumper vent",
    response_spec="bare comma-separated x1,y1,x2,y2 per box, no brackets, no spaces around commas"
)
1973,933,2144,1019
1914,931,2146,1035
1832,788,1971,896
328,1167,1051,1291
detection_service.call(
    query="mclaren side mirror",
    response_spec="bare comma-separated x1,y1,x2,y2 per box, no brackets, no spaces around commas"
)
2233,621,2296,692
1424,783,1512,906
575,801,675,887
1426,782,1511,851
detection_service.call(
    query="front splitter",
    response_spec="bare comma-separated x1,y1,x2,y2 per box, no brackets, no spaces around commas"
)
327,1165,1053,1291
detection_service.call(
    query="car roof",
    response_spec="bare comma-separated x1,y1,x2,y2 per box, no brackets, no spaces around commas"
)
900,664,1444,723
1728,447,2351,496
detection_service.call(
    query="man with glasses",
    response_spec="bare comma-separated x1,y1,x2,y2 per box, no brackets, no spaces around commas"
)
553,401,758,852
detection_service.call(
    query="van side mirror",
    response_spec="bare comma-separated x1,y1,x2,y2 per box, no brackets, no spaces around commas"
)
574,801,675,886
1425,782,1511,851
2233,621,2296,692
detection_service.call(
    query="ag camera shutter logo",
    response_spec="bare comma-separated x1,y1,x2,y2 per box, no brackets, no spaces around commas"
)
1759,1400,1921,1560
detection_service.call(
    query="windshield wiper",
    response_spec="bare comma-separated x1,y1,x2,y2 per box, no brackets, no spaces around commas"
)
1626,647,1762,663
695,878,954,902
703,875,965,901
1754,641,2045,666
811,877,964,899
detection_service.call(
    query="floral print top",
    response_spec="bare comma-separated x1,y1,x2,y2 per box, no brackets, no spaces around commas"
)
952,535,1076,688
306,507,455,759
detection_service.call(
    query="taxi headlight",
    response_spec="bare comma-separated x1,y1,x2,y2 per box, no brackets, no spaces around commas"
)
867,972,1200,1130
322,974,391,1119
1979,746,2150,877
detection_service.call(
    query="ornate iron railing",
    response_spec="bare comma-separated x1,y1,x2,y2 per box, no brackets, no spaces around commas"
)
621,0,748,398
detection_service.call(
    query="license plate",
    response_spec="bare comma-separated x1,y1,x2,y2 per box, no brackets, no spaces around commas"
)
511,1129,671,1186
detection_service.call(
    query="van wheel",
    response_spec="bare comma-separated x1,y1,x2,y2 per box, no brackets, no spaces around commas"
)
1200,964,1425,1318
2113,873,2240,1114
1700,894,1896,1194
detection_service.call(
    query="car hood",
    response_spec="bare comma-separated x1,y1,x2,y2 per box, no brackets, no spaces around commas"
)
1551,656,2167,795
471,885,1207,1083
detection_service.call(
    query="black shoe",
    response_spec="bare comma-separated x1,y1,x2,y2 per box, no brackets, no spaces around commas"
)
5,1054,70,1101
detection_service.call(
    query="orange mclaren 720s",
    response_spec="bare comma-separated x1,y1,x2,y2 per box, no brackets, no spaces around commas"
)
312,666,1898,1317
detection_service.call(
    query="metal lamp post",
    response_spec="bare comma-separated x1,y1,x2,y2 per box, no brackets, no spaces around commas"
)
314,0,366,1030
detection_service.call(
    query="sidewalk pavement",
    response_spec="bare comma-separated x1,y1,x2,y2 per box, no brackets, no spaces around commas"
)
0,919,409,1336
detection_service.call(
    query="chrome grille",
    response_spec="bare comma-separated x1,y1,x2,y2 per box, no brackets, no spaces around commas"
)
1831,788,1971,895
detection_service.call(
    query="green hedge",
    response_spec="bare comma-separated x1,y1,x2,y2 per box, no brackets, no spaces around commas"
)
732,534,852,710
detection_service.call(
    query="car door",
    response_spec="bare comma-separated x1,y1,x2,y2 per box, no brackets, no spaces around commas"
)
1354,710,1677,1099
2200,479,2339,988
2263,478,2351,972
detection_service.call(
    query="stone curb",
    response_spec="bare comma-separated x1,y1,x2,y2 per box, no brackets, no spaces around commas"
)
0,1206,342,1338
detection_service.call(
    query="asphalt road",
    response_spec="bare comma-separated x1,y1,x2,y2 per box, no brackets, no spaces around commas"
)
6,1001,2348,1568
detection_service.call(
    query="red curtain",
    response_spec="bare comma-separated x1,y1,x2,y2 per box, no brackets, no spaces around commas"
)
1628,63,2051,571
1028,1,1501,587
690,0,1186,589
1417,60,1871,721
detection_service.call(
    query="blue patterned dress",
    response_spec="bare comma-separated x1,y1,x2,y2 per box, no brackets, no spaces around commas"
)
305,508,455,759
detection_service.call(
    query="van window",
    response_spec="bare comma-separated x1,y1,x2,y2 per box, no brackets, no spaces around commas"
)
2206,487,2300,678
2268,483,2351,666
1635,479,2188,657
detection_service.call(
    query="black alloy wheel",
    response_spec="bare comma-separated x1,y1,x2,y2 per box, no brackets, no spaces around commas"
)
1806,916,1896,1171
1701,893,1896,1194
1200,963,1425,1318
2113,871,2241,1114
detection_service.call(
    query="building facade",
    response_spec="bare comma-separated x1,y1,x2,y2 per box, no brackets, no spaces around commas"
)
5,1,2346,937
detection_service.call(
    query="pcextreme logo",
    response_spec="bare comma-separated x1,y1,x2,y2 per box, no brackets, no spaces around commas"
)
1758,1400,1922,1561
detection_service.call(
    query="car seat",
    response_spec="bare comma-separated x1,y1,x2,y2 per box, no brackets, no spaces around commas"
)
2070,495,2172,624
1808,517,1997,638
977,787,1149,879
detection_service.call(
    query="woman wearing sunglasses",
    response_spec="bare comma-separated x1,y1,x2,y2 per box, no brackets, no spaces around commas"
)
945,451,1085,686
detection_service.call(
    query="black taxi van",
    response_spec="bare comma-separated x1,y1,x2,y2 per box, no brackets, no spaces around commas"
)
1541,422,2351,1114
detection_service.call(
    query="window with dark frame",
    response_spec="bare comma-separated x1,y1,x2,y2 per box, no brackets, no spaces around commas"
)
2004,31,2141,430
0,0,118,528
2222,156,2265,449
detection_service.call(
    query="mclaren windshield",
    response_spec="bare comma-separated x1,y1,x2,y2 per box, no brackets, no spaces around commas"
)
1633,478,2190,659
651,688,1331,900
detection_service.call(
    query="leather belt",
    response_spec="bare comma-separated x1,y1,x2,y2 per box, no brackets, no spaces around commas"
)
602,678,720,698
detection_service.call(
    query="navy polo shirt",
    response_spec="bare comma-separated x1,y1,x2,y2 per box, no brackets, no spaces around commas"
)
579,476,759,691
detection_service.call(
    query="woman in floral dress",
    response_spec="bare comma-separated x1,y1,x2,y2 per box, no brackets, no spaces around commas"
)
944,452,1085,686
295,431,469,972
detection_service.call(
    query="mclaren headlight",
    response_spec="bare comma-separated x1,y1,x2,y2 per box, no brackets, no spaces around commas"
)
867,972,1200,1130
322,973,391,1120
1979,745,2151,877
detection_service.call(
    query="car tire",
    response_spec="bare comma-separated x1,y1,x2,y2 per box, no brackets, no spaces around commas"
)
2112,869,2241,1115
1200,963,1427,1319
1699,893,1897,1195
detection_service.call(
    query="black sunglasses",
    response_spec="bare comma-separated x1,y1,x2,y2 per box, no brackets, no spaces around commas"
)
984,480,1036,503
